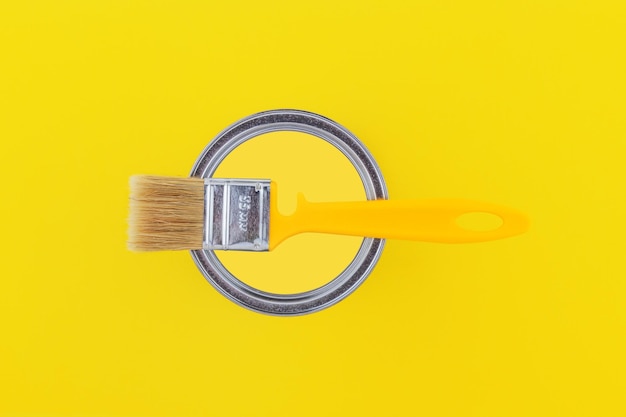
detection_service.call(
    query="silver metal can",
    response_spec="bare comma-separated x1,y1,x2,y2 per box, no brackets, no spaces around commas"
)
189,109,388,315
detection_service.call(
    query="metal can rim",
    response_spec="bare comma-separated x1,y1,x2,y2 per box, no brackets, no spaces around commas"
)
189,109,388,316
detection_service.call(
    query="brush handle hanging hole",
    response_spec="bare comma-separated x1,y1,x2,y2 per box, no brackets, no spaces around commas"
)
456,212,504,232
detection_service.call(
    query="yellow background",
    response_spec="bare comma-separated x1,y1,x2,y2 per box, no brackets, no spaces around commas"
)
1,1,625,416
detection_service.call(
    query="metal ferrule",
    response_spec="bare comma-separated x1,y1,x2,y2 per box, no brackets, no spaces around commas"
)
203,178,271,251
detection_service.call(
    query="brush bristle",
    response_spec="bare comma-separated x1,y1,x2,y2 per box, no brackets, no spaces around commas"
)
128,175,205,251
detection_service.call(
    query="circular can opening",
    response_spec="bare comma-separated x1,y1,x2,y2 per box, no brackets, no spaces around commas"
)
213,131,366,294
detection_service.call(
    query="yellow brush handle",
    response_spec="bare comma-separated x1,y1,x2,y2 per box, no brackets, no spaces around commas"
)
269,186,529,250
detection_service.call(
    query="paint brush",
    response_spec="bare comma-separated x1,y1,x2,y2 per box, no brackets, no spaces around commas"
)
127,175,528,252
